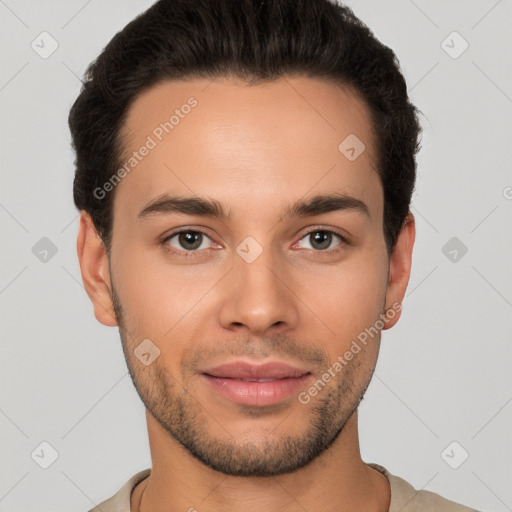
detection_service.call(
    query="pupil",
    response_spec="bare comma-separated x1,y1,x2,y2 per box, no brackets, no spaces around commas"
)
311,231,331,250
179,232,202,250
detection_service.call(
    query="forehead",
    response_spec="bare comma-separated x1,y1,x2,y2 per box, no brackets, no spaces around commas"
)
114,75,381,221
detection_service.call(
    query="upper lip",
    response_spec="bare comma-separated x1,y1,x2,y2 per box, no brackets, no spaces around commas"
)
201,361,311,380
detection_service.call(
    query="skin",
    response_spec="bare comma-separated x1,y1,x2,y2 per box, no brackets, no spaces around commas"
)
77,75,415,512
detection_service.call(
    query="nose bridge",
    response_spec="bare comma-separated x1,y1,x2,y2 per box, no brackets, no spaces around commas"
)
237,240,278,294
219,236,298,333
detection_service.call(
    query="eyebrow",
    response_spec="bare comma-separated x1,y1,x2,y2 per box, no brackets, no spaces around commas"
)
137,192,370,221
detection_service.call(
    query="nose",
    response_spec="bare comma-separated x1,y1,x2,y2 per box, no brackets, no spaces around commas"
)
218,244,299,336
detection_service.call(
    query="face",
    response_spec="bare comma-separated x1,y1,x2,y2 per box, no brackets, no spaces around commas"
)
79,75,414,477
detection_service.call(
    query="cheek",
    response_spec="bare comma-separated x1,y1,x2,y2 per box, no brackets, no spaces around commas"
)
114,236,388,348
113,247,221,336
306,250,388,345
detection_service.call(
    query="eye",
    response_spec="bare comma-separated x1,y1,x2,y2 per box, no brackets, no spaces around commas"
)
296,229,347,252
161,227,348,259
163,229,215,254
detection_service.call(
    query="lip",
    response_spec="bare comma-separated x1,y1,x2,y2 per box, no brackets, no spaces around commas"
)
199,360,313,406
201,361,311,379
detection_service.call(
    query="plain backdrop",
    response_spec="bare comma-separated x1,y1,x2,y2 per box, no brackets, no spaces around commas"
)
0,0,511,510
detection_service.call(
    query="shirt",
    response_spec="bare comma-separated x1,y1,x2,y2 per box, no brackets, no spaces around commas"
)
88,463,480,512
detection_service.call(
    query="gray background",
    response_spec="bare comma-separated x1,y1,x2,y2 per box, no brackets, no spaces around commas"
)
1,0,511,510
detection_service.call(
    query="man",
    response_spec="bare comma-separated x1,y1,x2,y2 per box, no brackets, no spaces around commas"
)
69,0,479,510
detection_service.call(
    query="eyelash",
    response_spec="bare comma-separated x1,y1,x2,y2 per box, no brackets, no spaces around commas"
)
160,227,350,260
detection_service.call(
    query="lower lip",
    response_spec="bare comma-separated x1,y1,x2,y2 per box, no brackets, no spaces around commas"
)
201,373,313,407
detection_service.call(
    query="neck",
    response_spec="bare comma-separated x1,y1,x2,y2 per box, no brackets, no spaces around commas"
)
131,409,390,512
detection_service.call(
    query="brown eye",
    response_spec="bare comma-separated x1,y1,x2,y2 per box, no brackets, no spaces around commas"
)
164,230,213,253
309,231,333,250
299,230,344,251
177,231,204,250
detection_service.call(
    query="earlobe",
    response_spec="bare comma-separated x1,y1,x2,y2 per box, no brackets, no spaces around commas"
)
383,212,416,330
76,211,118,327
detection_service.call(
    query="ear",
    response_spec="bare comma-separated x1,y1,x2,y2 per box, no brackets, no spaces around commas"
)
76,210,118,327
382,212,415,329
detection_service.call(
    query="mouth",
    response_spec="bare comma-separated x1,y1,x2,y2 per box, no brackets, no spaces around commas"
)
199,360,314,406
205,376,301,382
